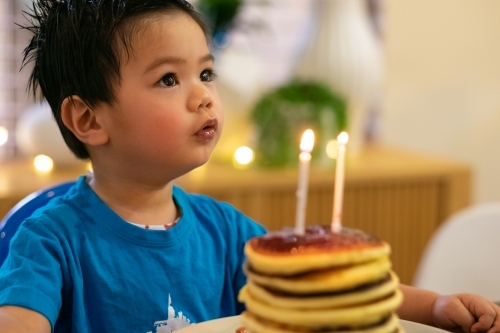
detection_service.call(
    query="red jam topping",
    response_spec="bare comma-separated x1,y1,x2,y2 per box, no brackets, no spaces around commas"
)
251,225,382,254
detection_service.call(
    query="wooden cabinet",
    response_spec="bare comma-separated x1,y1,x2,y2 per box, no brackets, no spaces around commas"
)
176,145,471,284
0,145,471,284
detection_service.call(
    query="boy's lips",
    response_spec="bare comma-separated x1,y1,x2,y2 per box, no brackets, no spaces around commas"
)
196,118,218,141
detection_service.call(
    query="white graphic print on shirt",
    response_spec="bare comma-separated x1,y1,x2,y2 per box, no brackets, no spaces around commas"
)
145,294,193,333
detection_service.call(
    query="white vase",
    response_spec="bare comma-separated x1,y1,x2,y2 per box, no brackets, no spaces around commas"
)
295,0,384,154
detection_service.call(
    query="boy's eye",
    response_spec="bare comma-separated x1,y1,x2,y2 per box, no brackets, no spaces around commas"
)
159,73,177,87
200,69,217,82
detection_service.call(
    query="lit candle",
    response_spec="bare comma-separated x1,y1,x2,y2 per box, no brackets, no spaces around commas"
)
295,129,315,235
332,131,349,233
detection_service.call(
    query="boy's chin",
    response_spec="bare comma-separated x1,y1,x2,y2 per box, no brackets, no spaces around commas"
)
180,144,218,174
186,154,213,171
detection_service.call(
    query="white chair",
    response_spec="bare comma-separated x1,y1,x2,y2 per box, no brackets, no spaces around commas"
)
413,203,500,302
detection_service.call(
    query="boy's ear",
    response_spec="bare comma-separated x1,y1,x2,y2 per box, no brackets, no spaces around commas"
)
61,96,109,146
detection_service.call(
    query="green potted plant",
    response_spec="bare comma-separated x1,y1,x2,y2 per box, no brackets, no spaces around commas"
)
251,79,347,168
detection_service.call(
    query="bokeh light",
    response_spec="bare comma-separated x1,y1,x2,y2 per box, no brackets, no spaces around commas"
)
233,146,254,166
0,126,8,146
34,155,54,173
326,140,338,159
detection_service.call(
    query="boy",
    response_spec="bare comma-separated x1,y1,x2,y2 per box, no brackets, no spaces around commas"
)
0,0,499,332
1,0,265,332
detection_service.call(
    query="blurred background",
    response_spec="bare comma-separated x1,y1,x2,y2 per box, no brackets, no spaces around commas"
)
1,0,500,286
1,0,500,206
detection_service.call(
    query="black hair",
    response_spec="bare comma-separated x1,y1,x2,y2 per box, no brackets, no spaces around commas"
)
20,0,211,159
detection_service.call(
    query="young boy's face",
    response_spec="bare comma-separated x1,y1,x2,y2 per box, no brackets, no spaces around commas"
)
96,12,223,179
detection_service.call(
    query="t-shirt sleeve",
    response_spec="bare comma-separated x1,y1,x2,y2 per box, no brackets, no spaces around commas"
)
0,217,64,328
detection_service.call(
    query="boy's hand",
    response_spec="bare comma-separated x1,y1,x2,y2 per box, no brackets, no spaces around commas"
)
432,294,500,333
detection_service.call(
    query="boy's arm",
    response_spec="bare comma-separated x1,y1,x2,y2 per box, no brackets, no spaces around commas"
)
398,284,500,333
397,284,439,325
0,306,51,333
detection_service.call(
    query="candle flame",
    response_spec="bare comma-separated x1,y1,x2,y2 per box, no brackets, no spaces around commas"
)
300,129,315,153
337,131,349,145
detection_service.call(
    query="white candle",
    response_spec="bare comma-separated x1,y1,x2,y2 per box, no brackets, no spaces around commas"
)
295,129,315,235
332,131,349,233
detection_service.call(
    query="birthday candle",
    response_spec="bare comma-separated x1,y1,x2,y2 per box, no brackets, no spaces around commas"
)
332,131,349,233
295,129,315,235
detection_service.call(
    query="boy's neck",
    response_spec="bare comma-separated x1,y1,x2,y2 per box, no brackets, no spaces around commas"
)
86,172,180,226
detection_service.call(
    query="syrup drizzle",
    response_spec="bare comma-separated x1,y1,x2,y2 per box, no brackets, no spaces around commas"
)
251,225,383,254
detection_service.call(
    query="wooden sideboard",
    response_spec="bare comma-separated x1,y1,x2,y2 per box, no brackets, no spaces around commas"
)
0,145,471,284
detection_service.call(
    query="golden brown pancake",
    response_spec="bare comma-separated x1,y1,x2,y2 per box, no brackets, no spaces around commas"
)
245,226,391,276
239,287,403,329
244,271,399,310
245,257,391,294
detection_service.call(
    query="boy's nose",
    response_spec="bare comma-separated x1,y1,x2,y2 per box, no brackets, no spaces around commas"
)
188,83,212,112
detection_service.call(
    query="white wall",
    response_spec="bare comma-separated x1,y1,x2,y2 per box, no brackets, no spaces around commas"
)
381,0,500,204
0,1,10,159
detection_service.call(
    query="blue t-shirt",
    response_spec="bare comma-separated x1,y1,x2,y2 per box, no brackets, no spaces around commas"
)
0,176,266,333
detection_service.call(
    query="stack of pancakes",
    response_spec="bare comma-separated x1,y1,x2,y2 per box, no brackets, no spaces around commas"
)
238,225,403,333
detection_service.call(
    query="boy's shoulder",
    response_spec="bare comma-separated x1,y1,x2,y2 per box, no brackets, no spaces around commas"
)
173,185,248,221
173,185,231,210
20,176,91,227
172,185,266,236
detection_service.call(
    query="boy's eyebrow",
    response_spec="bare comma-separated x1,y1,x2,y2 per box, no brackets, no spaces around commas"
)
200,54,215,64
144,54,215,74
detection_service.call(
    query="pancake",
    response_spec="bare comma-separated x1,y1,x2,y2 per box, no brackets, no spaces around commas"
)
241,311,402,333
244,271,399,310
239,287,403,328
238,226,404,333
246,258,391,294
245,257,391,294
245,226,391,275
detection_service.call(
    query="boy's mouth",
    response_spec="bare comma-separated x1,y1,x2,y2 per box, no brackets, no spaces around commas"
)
196,118,218,141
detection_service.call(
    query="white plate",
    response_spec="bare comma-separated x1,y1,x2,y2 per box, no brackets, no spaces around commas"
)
176,315,449,333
